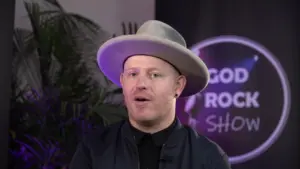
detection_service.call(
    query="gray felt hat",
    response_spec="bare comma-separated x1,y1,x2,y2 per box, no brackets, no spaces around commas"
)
97,20,209,97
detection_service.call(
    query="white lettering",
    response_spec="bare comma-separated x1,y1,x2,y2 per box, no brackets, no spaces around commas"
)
204,91,260,108
206,113,260,133
209,67,249,84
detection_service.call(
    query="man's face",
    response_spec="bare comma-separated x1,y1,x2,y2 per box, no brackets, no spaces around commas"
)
120,55,186,124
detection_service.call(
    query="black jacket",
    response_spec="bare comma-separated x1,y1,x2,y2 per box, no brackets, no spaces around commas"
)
69,119,231,169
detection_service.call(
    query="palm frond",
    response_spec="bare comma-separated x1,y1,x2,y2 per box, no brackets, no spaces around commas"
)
10,0,128,167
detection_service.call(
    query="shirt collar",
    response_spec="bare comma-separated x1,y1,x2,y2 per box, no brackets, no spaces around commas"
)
130,118,177,146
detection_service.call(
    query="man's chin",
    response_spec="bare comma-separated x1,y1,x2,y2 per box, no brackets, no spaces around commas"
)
134,117,158,126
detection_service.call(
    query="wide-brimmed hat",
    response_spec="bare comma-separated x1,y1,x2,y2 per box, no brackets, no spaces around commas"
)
97,20,209,97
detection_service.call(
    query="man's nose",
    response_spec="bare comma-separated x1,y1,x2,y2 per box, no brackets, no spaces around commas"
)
135,75,149,90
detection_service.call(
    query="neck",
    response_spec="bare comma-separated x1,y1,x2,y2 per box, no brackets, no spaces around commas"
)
129,113,176,134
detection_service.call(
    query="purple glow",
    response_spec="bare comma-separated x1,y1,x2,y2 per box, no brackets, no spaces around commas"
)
189,35,291,164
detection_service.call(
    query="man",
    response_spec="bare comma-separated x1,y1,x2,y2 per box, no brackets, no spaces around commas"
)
69,20,231,169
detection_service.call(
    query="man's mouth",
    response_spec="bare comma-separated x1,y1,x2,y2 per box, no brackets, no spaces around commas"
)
134,97,150,102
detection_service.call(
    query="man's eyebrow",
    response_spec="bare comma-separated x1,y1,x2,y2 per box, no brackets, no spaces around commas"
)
123,67,140,72
124,67,162,71
148,67,161,71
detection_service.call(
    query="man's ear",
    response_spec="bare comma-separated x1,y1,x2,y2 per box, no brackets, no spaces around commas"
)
175,75,186,97
120,73,124,87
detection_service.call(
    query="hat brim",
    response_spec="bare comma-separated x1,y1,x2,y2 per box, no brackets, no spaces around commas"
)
97,35,209,97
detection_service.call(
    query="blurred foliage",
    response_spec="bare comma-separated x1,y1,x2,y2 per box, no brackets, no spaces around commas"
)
9,0,128,168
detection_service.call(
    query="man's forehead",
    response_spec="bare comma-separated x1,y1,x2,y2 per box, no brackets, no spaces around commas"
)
124,55,167,68
123,55,181,75
124,66,164,72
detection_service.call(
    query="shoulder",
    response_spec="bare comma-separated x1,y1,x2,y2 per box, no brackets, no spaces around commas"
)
184,125,231,168
184,125,222,151
82,120,125,149
69,121,126,168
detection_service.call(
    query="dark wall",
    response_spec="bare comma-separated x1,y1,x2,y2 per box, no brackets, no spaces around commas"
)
0,0,15,168
156,1,299,169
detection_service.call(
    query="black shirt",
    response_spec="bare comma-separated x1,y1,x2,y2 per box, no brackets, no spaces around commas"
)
130,120,176,169
69,119,232,169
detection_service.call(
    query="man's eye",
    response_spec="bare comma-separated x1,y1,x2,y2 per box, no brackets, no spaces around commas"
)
129,72,137,76
151,73,161,78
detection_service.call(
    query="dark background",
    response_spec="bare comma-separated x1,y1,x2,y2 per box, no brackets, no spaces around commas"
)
0,0,15,168
156,1,299,169
1,0,299,168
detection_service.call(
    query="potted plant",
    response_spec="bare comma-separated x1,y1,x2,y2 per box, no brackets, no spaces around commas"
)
9,0,128,168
